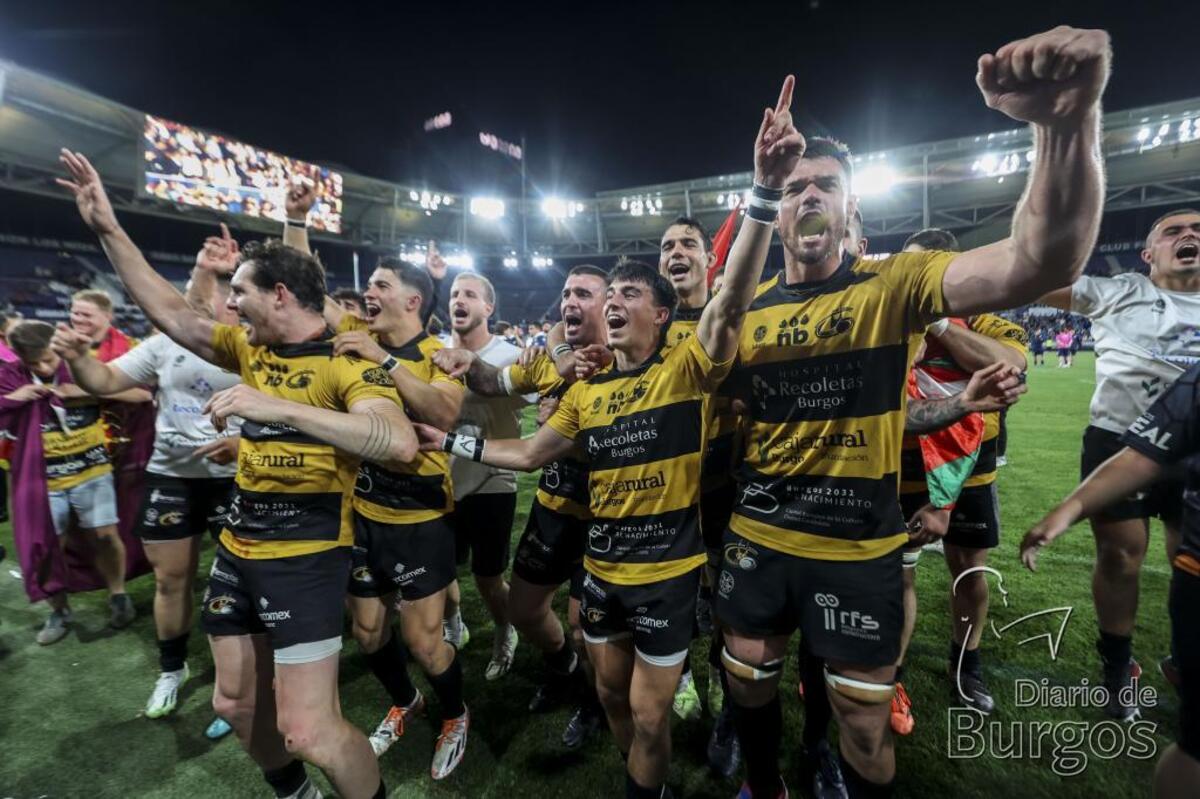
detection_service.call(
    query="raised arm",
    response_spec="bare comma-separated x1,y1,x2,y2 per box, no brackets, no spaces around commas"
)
941,27,1110,316
698,75,803,364
57,150,217,362
432,348,511,396
282,180,315,255
186,224,239,318
1036,286,1074,310
205,385,417,471
413,421,575,472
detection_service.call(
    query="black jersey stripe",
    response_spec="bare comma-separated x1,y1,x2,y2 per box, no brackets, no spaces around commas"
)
537,457,591,505
728,343,908,425
747,256,875,312
227,487,344,543
45,444,109,478
240,420,327,447
585,504,703,565
581,399,703,471
733,463,905,541
266,332,336,359
587,351,665,384
355,462,450,512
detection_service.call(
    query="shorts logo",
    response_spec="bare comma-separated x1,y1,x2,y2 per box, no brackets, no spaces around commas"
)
392,562,428,583
585,607,606,623
815,592,840,630
158,511,184,527
149,489,185,505
724,542,758,571
718,571,735,598
815,593,880,638
352,566,374,584
206,594,237,615
257,596,292,622
209,561,238,586
583,573,606,599
144,508,159,525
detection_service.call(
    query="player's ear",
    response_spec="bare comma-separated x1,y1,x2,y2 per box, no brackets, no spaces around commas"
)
1140,246,1153,268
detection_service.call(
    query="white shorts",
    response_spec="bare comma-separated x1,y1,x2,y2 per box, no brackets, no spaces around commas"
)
49,473,118,535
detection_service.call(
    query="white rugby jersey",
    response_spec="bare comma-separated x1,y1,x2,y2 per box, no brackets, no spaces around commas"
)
1072,272,1200,433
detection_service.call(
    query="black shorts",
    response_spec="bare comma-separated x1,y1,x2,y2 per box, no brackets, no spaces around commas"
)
348,514,456,601
136,473,234,542
1057,347,1071,358
701,483,737,557
714,530,903,667
579,567,700,664
1081,426,1184,524
900,484,1001,551
201,544,349,660
512,500,587,597
452,492,516,577
1169,566,1200,760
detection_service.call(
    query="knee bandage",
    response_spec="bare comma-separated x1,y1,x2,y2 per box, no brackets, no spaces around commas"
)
721,647,783,681
824,665,896,704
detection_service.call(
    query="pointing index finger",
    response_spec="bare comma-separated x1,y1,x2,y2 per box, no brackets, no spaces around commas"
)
775,75,796,115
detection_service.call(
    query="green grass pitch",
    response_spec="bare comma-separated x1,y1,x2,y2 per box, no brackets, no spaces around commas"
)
0,352,1178,798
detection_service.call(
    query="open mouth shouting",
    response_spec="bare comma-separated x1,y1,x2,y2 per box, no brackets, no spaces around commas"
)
667,261,692,282
363,301,382,321
1175,239,1200,264
563,310,584,337
451,304,470,324
606,312,628,333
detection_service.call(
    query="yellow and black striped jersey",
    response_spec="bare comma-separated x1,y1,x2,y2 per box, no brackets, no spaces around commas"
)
210,323,402,560
725,250,954,562
546,334,733,585
963,314,1027,487
42,399,111,491
665,305,738,493
338,317,462,525
504,353,590,520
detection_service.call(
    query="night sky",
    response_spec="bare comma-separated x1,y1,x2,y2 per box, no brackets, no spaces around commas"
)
0,1,1190,196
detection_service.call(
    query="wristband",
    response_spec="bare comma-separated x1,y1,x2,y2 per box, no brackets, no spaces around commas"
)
551,343,573,359
380,354,400,373
285,217,308,228
752,183,784,202
928,318,951,336
442,433,485,462
747,194,781,212
745,203,777,225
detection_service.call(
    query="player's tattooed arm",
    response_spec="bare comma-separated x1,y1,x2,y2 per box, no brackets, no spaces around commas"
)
906,362,1027,434
431,348,510,397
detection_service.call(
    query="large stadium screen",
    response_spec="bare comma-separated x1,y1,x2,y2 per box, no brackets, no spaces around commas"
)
142,114,344,233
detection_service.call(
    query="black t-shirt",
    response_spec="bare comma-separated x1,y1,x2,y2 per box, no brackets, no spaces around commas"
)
1120,362,1200,561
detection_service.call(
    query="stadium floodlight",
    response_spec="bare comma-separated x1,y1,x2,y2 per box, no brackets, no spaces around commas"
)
469,196,506,220
446,252,474,270
855,164,898,197
503,255,519,269
531,255,554,268
1136,126,1150,143
542,197,580,220
409,190,420,201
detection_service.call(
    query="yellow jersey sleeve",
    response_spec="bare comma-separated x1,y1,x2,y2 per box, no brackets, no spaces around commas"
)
969,313,1029,355
332,358,406,411
504,353,564,396
210,323,247,374
336,313,367,334
888,250,955,332
545,381,582,440
671,331,735,393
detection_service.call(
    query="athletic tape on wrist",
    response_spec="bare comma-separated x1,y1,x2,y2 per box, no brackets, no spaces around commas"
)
551,343,572,359
745,203,778,225
443,433,485,462
380,355,400,373
747,194,781,212
499,366,515,396
285,218,308,228
752,183,784,202
928,318,951,336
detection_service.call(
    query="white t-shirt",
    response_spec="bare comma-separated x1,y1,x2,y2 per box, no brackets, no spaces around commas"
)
451,336,534,498
1072,272,1200,433
110,334,242,479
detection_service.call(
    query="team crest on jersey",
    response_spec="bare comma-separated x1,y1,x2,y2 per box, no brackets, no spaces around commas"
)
285,369,314,389
206,594,237,615
361,367,391,386
753,325,768,343
173,354,187,366
592,396,603,412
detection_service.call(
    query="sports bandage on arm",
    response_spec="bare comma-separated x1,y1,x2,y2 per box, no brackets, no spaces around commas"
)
442,432,485,462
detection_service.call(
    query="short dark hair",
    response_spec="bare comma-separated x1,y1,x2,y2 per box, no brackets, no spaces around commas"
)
8,320,55,361
804,137,854,187
903,228,960,252
376,257,436,320
1148,208,1200,240
238,239,327,314
610,258,678,315
568,264,608,282
495,320,511,335
665,216,712,253
331,287,364,312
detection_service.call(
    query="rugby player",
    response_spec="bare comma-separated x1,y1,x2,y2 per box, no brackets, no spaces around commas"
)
419,73,800,799
59,149,417,799
443,271,532,680
1021,363,1200,799
1036,207,1200,719
714,27,1110,798
434,264,611,750
50,225,244,718
657,214,740,775
893,228,1029,728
